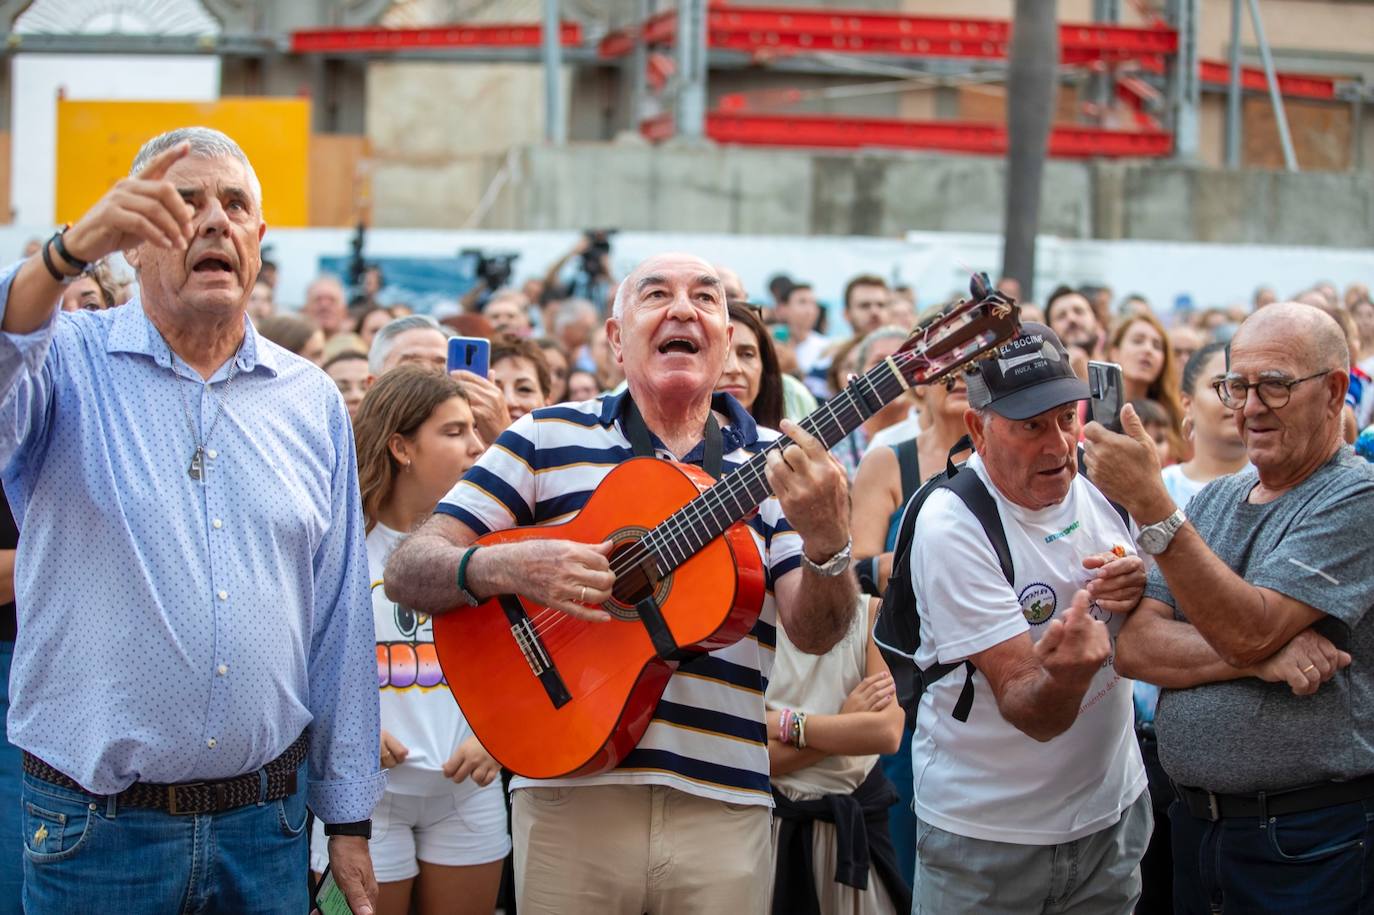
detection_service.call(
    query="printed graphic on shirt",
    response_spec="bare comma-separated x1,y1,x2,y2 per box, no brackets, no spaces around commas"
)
1019,582,1057,625
1044,520,1080,544
374,582,449,691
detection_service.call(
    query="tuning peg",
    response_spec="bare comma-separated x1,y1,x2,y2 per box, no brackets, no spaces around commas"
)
969,272,992,300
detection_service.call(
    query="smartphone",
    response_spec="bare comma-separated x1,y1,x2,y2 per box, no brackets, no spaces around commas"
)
1087,360,1125,433
313,864,354,915
447,336,490,377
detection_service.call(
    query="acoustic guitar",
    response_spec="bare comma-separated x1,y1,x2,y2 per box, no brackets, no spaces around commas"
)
432,275,1020,778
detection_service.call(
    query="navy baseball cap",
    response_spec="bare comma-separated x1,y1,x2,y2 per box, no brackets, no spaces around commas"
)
965,322,1089,420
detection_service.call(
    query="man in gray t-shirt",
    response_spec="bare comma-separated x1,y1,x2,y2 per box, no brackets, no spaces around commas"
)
1083,302,1374,915
1146,451,1374,791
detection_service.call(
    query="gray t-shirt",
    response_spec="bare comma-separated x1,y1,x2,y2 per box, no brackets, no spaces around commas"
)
1144,447,1374,793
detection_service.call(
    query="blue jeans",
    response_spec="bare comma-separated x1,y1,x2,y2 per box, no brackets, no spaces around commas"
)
21,760,310,914
1171,795,1374,914
0,642,21,914
880,722,917,885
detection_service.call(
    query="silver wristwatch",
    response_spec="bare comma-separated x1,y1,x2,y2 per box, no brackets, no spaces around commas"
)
1136,508,1187,556
801,538,853,577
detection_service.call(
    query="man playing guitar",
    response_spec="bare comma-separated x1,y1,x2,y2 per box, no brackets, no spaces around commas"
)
385,252,858,913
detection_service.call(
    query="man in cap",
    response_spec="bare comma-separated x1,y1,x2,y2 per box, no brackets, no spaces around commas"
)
907,324,1150,913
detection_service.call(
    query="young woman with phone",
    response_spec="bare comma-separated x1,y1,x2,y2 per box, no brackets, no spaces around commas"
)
1107,313,1185,462
310,366,507,915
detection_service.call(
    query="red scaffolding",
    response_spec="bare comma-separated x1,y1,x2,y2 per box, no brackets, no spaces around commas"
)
600,2,1355,157
642,111,1174,158
290,21,583,54
600,5,1177,65
283,5,1350,158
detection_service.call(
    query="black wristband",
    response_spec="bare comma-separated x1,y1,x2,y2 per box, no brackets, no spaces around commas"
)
51,227,88,272
323,819,372,839
39,238,67,283
856,556,880,596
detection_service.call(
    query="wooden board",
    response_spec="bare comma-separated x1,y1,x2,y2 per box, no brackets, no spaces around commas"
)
1243,96,1351,172
309,134,371,227
958,84,1083,124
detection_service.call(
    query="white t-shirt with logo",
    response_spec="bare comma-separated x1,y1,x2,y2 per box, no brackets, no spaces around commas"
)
369,524,483,800
909,454,1147,845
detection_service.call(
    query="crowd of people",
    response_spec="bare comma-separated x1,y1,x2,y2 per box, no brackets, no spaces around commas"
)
0,124,1372,915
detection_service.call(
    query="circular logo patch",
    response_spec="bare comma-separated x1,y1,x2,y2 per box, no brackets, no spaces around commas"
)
1019,583,1057,625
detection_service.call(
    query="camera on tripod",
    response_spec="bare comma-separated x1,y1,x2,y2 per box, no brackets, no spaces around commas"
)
580,229,616,279
461,248,520,292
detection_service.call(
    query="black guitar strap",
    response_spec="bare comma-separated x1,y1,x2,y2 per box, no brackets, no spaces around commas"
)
623,395,724,482
622,395,724,663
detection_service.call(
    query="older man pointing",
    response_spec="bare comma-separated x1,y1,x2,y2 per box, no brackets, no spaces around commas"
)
0,128,383,914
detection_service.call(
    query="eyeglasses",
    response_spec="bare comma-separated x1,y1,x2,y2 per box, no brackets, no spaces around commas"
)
1212,370,1330,410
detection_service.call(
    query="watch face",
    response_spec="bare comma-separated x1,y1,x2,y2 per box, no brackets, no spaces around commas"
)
1138,519,1177,555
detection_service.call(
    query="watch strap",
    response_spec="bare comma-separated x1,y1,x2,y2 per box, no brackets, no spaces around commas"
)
801,537,852,577
1138,508,1187,554
323,819,372,839
51,225,88,272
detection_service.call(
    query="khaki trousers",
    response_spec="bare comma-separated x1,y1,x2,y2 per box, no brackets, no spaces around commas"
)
512,783,772,914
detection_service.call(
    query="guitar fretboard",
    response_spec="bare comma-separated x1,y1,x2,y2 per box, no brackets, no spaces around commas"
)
639,352,915,575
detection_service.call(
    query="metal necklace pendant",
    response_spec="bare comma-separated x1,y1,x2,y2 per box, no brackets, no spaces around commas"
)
163,331,240,487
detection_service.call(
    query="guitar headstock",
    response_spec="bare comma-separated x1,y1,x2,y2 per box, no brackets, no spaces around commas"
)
892,272,1021,387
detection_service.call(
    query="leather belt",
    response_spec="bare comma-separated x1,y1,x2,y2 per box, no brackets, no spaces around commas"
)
22,733,308,816
1175,774,1374,822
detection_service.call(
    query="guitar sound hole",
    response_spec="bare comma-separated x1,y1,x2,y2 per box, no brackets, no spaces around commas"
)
606,535,669,619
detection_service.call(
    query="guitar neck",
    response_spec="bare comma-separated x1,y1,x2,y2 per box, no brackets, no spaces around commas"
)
641,357,912,576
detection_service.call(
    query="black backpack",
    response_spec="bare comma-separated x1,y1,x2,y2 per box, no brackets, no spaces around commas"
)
873,438,1126,728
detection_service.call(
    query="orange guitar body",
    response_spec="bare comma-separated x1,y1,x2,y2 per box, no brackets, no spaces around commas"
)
431,458,767,779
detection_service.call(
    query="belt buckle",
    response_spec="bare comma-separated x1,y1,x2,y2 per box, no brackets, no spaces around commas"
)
1205,790,1221,822
168,782,206,816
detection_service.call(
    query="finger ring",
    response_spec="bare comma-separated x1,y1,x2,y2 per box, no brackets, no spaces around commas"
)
1301,664,1317,674
579,585,587,604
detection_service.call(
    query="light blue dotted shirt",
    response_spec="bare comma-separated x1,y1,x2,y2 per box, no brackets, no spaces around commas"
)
0,262,385,824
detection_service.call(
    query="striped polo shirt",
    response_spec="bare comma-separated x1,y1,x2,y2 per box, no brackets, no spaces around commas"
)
436,389,802,806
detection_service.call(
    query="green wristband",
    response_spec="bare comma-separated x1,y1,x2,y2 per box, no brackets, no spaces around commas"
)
456,547,481,606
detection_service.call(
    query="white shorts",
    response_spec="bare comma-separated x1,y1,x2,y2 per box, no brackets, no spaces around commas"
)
310,783,511,883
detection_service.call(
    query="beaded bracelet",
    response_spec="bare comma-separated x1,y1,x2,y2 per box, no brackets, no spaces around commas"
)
778,708,794,745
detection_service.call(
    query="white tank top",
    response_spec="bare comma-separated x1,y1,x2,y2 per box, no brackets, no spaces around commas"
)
766,599,876,799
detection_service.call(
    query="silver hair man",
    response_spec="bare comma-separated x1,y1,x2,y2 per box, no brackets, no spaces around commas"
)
368,314,449,376
130,126,264,208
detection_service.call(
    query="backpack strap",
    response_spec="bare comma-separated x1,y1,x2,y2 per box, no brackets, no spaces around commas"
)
917,467,1012,722
944,468,1014,585
893,436,922,504
877,441,1015,726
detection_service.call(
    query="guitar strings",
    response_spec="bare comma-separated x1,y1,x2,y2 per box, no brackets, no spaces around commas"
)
526,329,979,642
524,344,947,641
524,311,996,640
520,314,1003,646
523,357,913,641
521,342,945,641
